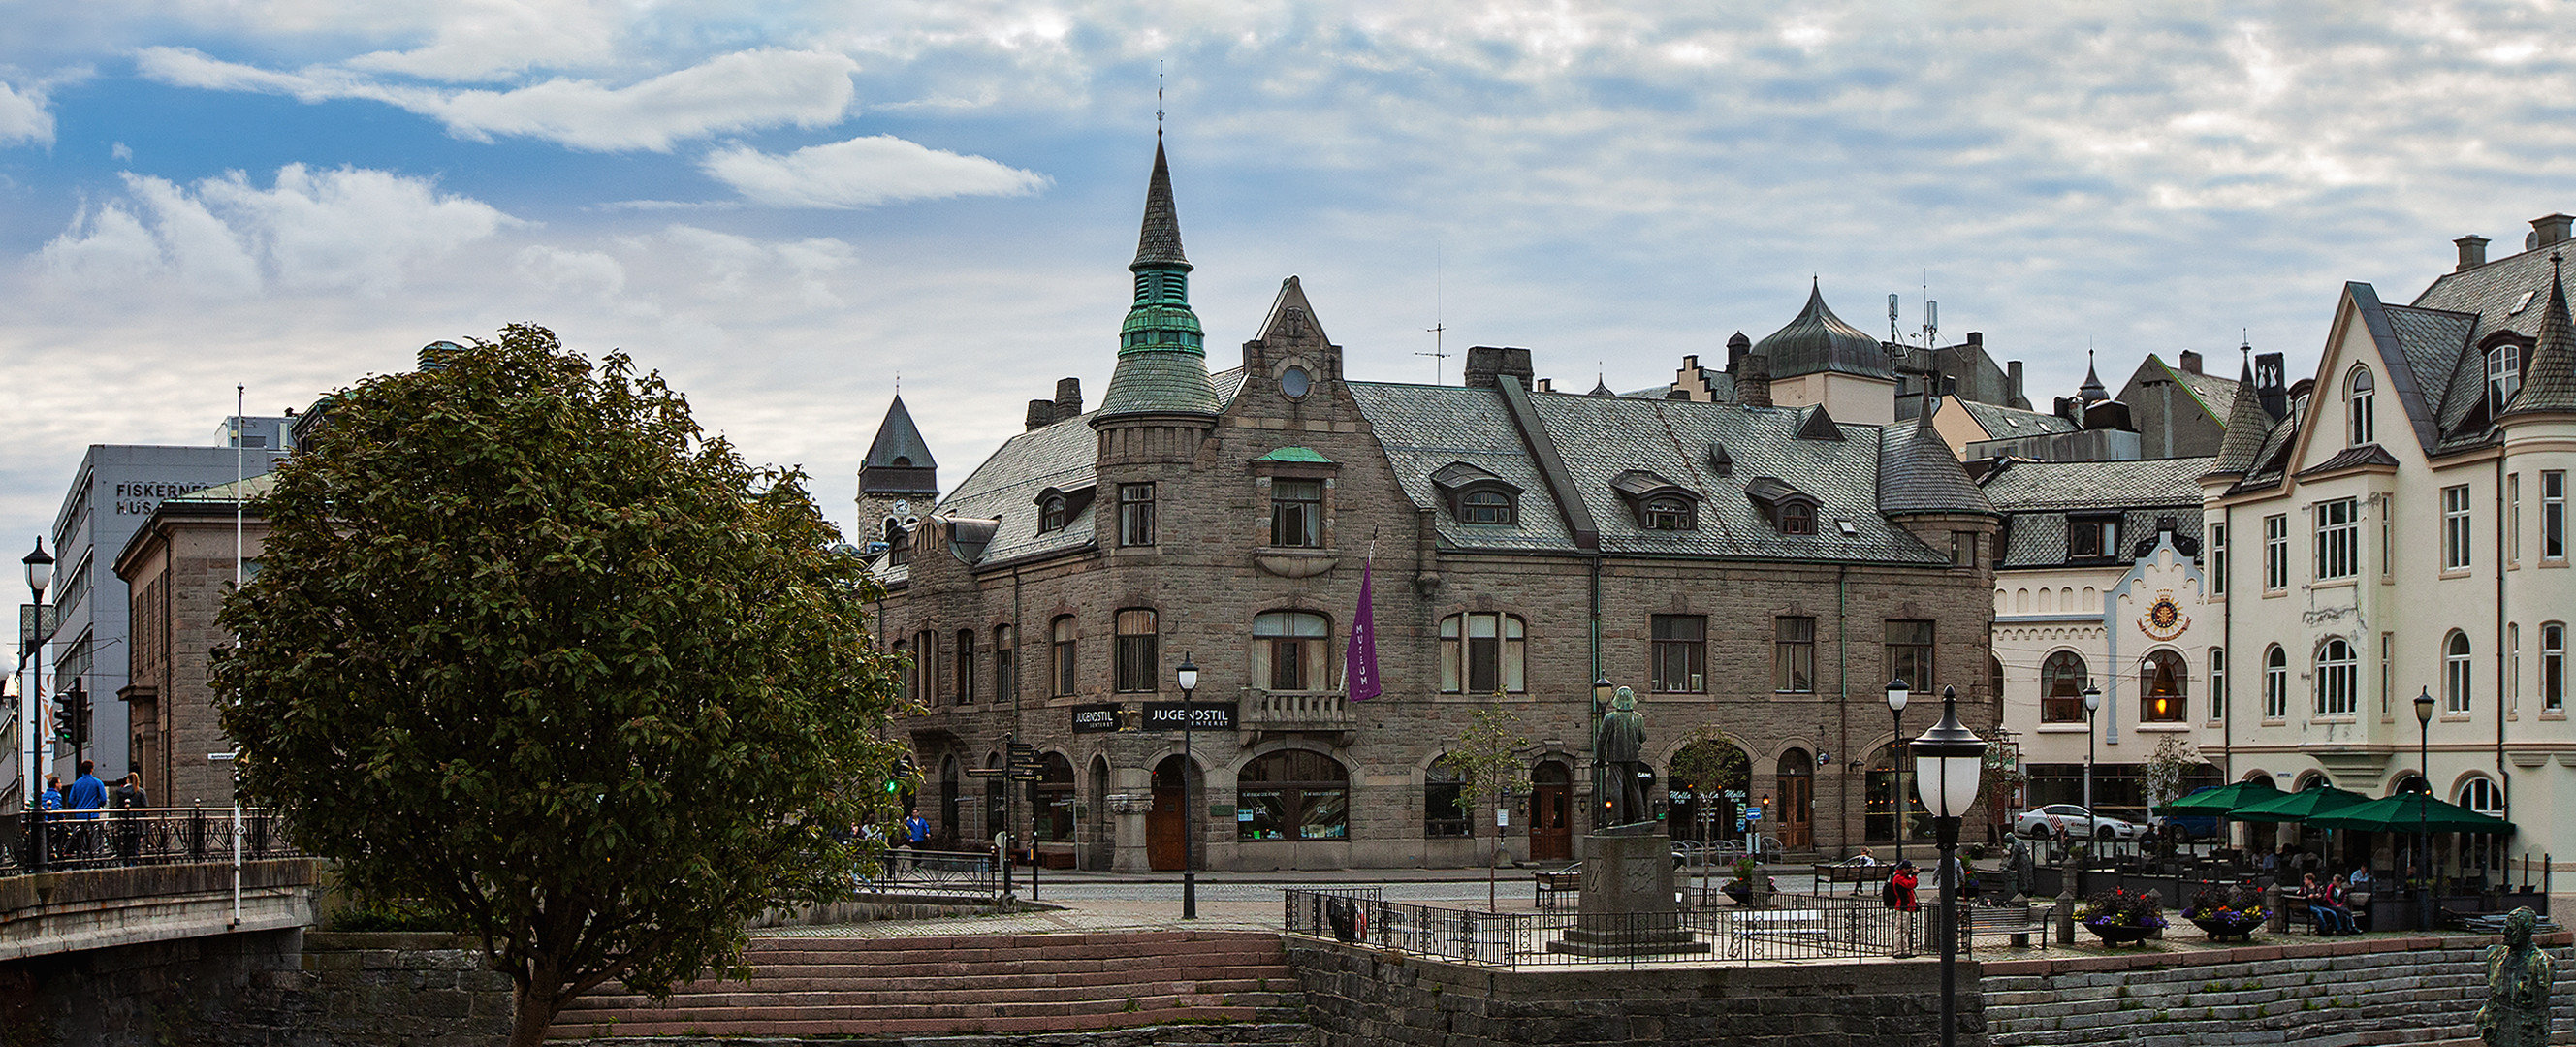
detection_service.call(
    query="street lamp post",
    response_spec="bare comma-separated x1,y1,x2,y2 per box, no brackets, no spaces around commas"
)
1591,675,1612,832
2081,683,2102,858
1886,679,1908,864
2413,687,2435,932
1177,653,1199,921
1911,685,1988,1047
22,539,53,872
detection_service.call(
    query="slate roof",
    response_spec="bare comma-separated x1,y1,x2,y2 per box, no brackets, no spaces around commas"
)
1957,399,2075,440
2295,444,2401,478
1096,350,1222,418
1981,457,2210,570
2500,258,2576,418
1753,282,1894,380
863,396,937,469
2172,365,2242,422
889,412,1102,576
1878,411,1996,517
1132,140,1188,270
1349,382,1574,553
2209,359,2275,478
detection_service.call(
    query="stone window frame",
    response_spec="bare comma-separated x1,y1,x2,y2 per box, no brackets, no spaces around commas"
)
2040,650,2089,724
1252,610,1332,692
1440,611,1528,694
1050,616,1078,698
1114,608,1160,694
1237,748,1351,842
2314,637,2358,718
1118,482,1156,547
1773,616,1816,693
1649,614,1706,693
2139,648,2188,723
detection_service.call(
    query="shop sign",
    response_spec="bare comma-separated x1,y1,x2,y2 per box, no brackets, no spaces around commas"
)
1142,702,1238,732
1071,704,1124,733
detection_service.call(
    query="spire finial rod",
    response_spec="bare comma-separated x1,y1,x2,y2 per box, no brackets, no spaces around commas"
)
1157,62,1165,141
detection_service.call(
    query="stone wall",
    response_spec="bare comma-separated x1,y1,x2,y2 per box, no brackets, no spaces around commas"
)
0,930,509,1047
1982,934,2576,1047
1284,938,1980,1047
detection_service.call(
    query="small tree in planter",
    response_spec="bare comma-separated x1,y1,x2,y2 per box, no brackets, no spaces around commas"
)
1434,705,1528,912
1669,724,1749,904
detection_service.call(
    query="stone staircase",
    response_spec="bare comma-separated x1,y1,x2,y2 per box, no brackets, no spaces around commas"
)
1981,937,2496,1047
547,930,1307,1042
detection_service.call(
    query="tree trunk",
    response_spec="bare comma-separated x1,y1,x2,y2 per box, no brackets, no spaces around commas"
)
508,967,567,1047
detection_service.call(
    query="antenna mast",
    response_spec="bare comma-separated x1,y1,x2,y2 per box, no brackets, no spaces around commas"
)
1417,244,1449,383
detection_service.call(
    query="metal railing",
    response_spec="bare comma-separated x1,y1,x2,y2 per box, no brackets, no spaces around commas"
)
3,807,300,873
1284,887,1918,968
860,847,1002,899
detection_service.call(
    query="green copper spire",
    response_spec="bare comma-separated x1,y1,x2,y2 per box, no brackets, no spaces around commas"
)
1119,138,1205,356
1098,135,1221,421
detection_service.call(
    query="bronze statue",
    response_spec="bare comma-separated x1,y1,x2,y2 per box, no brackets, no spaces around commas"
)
1595,686,1648,826
2477,906,2554,1047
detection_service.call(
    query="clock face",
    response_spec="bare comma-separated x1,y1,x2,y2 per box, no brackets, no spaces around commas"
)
893,500,911,516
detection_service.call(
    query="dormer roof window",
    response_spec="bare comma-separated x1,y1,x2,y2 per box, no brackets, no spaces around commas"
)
1034,484,1097,534
1610,469,1699,531
1742,476,1823,535
1430,462,1523,525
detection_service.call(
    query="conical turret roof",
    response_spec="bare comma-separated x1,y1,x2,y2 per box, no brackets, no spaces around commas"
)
1099,136,1218,421
1879,406,1994,517
2501,254,2576,419
1131,138,1190,271
863,396,935,470
1752,281,1893,380
2208,354,2274,476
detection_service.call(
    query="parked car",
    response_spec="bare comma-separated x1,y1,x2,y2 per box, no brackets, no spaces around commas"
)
2149,787,2224,841
2012,804,2147,841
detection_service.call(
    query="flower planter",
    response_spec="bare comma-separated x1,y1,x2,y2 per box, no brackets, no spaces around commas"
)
2084,923,2159,946
2186,913,2265,942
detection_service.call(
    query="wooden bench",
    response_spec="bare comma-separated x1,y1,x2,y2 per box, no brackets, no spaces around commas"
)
1534,865,1581,909
1812,863,1892,895
1963,901,2053,948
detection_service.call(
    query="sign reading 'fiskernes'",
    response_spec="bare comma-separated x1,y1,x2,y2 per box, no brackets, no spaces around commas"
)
1141,702,1238,732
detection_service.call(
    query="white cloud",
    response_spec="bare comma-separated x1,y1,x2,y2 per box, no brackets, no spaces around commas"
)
340,0,625,81
700,135,1048,208
137,46,860,152
41,166,518,297
658,225,853,308
0,79,56,146
515,244,625,298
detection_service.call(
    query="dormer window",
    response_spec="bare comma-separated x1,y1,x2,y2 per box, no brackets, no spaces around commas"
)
1040,495,1067,533
2069,515,2120,559
1430,462,1523,525
1609,469,1699,531
885,521,911,566
1742,476,1821,535
1033,484,1097,535
2489,342,2525,412
1642,496,1695,530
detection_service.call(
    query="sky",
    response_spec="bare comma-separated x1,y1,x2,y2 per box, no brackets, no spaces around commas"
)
5,2,2576,663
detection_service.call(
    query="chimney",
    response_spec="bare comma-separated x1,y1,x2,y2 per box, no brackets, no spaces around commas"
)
1966,332,1984,349
1535,377,1554,393
1462,346,1535,390
1725,331,1751,374
2532,214,2574,249
2456,235,2492,271
1737,355,1772,408
2007,360,2025,405
1053,377,1083,421
2179,349,2203,375
1026,399,1055,431
2255,351,2288,419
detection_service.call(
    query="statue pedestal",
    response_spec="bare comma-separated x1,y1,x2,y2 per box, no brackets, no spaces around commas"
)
1548,824,1711,958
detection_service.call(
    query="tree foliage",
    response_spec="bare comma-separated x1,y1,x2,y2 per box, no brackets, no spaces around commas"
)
1435,704,1527,909
211,326,906,1047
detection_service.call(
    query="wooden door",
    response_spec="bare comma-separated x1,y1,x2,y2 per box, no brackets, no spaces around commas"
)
1530,783,1571,861
1149,786,1187,871
1776,751,1815,851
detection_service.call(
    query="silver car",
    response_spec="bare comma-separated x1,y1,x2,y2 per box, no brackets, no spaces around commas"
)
2013,804,2145,841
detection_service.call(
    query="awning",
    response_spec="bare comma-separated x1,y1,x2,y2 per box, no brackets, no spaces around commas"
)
2308,793,2516,835
2227,782,2369,823
2156,778,2281,816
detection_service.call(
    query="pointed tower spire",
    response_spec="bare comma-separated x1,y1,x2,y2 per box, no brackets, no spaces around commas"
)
2078,349,2108,402
1098,133,1219,421
2208,349,2273,477
2501,253,2576,419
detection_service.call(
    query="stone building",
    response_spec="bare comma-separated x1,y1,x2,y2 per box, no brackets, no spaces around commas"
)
2202,215,2576,914
868,138,2004,872
111,476,270,808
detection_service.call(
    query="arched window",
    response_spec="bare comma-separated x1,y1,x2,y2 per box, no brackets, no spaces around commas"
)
2209,647,2228,720
2040,651,2089,723
2544,622,2566,712
2445,630,2473,713
1642,495,1696,531
1988,653,2005,702
885,520,911,566
993,624,1016,703
1114,609,1159,693
954,628,976,705
1425,760,1470,839
1238,750,1349,841
2141,650,2187,722
1779,502,1813,535
2346,365,2375,446
2263,645,2288,719
1440,612,1526,694
2314,638,2357,716
1050,616,1077,697
2459,777,2504,816
1253,610,1330,691
2489,342,2524,411
1040,494,1068,533
1459,489,1514,524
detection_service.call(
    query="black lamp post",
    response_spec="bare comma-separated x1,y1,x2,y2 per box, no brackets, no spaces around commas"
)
1177,653,1199,920
1886,679,1908,864
2081,683,2102,850
2413,686,2435,931
1910,685,1988,1047
1592,675,1613,830
22,538,53,872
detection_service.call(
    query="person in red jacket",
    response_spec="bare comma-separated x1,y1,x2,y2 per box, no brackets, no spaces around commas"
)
1887,860,1921,911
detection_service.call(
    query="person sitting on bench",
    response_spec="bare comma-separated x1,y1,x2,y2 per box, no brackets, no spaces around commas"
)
2304,872,2356,936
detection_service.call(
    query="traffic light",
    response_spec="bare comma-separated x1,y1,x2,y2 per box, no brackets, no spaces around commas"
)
52,680,86,747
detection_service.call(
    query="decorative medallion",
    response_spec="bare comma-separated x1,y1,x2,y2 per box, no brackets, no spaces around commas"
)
2139,590,2189,641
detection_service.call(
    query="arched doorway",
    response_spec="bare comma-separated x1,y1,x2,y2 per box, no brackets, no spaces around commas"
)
1529,762,1573,861
1775,750,1814,850
1668,739,1750,843
1149,755,1198,872
1029,753,1075,868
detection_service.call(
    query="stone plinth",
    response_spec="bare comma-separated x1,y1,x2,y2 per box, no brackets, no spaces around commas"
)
1548,823,1710,958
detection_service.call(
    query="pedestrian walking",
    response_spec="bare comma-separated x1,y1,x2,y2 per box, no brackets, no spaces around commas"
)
66,761,108,861
112,772,150,862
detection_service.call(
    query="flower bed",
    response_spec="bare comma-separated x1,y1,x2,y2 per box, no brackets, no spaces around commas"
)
2179,883,2269,942
2078,886,2166,946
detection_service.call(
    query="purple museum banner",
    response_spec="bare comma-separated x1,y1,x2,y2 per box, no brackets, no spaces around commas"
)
1346,558,1382,701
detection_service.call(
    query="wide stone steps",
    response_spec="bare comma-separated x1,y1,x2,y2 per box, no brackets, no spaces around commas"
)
548,931,1301,1042
1982,937,2499,1047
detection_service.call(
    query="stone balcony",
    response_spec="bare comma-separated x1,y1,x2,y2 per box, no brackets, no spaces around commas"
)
1239,688,1357,743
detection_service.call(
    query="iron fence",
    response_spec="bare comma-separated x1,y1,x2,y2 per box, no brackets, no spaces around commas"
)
4,807,299,873
1283,887,1918,968
860,847,1001,899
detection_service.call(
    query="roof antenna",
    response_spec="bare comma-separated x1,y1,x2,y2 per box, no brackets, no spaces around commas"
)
1418,243,1449,383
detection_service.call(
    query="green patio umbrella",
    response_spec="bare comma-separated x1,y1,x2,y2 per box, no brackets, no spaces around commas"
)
2156,778,2281,815
2228,781,2369,823
2308,793,2515,835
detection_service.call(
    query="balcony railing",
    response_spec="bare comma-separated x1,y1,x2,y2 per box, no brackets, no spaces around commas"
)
1240,688,1357,734
3,807,300,875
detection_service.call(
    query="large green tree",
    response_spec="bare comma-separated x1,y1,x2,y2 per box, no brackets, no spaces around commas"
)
212,326,906,1047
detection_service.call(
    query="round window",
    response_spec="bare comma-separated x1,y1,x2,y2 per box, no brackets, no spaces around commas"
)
1280,366,1312,398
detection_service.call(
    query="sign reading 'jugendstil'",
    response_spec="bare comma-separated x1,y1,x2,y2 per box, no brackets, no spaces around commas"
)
1070,704,1124,733
1142,702,1238,732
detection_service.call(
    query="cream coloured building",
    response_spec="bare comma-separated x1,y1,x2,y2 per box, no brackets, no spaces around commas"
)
2202,218,2576,912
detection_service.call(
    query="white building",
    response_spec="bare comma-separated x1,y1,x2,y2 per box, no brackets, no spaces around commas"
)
2203,217,2576,912
1986,456,2224,822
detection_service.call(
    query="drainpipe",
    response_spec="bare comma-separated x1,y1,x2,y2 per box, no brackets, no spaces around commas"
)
2495,459,2509,839
1837,566,1851,851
